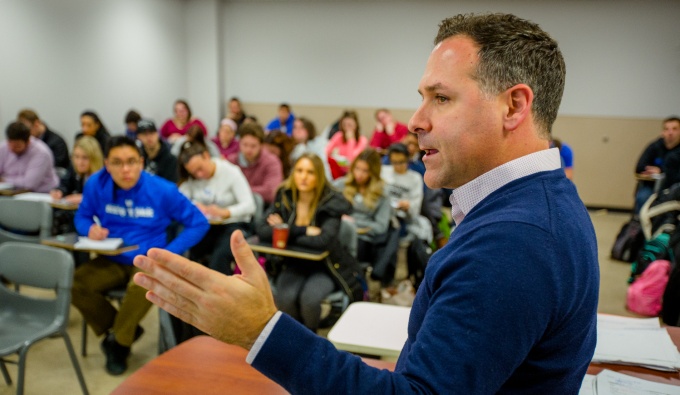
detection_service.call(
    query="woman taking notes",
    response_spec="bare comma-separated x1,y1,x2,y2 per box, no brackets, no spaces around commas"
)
178,141,255,275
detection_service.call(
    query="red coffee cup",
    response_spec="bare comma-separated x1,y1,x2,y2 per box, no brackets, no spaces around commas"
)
272,224,290,249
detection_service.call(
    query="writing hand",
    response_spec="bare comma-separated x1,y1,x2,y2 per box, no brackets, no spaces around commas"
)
64,194,83,205
133,231,277,350
50,189,63,200
397,200,411,211
643,166,661,175
88,224,109,240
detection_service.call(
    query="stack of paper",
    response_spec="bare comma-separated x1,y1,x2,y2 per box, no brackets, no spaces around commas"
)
74,237,124,251
593,314,680,371
579,369,680,395
13,192,54,202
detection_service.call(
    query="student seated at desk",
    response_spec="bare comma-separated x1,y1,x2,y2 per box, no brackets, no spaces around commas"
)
51,136,103,205
336,149,396,284
50,136,103,236
0,122,59,193
178,141,255,275
71,136,209,376
256,153,364,332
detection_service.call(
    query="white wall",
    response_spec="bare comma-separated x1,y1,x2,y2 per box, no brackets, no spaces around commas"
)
186,0,222,132
222,0,680,119
0,0,188,145
1,0,678,147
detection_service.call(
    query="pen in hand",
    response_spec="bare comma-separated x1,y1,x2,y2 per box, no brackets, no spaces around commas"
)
89,215,109,240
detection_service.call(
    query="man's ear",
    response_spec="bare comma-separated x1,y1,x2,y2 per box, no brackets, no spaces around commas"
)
502,84,533,132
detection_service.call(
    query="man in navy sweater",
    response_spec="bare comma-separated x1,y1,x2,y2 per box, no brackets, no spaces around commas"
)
134,13,599,394
72,136,209,375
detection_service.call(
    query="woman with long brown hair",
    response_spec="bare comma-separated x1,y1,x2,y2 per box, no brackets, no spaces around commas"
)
256,153,363,331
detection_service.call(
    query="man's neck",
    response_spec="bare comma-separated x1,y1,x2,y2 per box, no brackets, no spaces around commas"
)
145,143,161,160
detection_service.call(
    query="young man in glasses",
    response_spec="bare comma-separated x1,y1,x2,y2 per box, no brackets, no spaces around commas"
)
71,136,209,375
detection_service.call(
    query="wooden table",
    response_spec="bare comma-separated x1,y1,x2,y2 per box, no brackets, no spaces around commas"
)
41,232,139,256
0,188,29,196
328,302,410,358
248,239,329,261
112,336,395,395
113,326,680,394
635,172,665,192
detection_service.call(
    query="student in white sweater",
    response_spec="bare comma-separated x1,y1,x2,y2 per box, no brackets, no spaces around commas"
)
381,143,432,243
178,141,256,275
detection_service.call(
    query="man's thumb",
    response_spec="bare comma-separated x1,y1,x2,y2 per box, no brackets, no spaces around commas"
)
230,230,262,277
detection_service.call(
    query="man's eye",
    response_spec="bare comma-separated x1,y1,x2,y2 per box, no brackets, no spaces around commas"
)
435,95,448,104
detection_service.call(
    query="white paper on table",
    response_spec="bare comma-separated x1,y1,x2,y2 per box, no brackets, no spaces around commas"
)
595,369,680,395
593,327,680,371
597,314,661,330
0,182,14,190
74,237,124,250
578,374,597,395
13,192,54,202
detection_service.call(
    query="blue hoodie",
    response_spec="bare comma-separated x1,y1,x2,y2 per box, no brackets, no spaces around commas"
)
75,169,209,265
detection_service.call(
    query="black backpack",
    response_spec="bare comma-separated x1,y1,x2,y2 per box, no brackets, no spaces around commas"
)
611,218,644,263
407,238,432,290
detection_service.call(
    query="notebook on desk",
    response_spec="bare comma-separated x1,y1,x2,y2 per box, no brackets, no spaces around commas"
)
593,314,680,372
74,237,124,251
13,192,54,203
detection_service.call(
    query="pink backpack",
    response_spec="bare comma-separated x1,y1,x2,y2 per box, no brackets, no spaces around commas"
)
626,259,671,316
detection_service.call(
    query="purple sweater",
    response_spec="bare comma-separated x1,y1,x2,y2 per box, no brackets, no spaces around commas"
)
0,137,59,192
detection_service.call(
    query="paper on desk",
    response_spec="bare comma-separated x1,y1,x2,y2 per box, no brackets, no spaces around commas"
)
74,237,123,250
595,369,680,395
593,327,680,371
0,182,14,190
578,374,596,395
597,314,661,330
13,192,54,202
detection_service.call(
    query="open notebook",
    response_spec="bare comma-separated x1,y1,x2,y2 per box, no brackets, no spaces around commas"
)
74,237,124,251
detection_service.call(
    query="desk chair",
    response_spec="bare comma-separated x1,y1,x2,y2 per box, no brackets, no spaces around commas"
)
0,199,52,244
0,242,88,395
252,193,265,229
80,286,127,357
320,220,358,327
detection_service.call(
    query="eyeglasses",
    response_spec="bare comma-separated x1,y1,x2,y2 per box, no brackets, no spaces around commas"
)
109,158,141,168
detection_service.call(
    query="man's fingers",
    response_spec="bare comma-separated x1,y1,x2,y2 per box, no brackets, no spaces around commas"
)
132,258,201,311
138,248,215,291
141,286,200,329
230,230,264,280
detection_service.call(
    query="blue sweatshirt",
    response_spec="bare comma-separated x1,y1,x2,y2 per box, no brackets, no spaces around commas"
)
251,169,599,394
75,169,209,265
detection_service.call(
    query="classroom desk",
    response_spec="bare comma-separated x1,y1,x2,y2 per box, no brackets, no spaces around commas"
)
588,326,680,386
112,328,680,394
12,191,79,210
248,238,329,261
328,302,410,358
40,232,139,256
635,172,665,193
111,335,395,395
0,188,29,196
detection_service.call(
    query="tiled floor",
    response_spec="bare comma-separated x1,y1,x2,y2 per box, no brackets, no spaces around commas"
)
0,211,636,395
